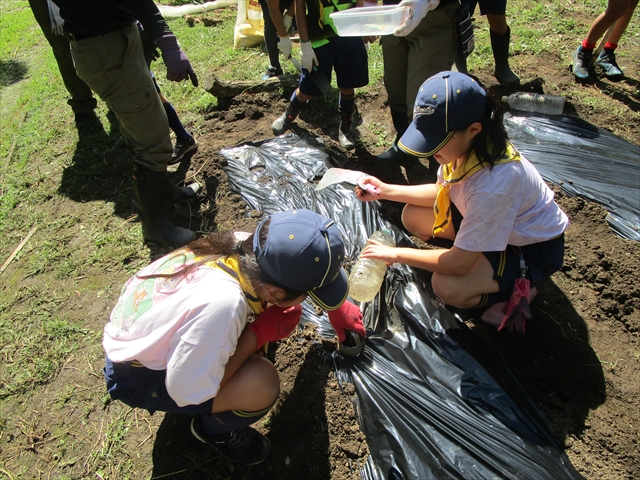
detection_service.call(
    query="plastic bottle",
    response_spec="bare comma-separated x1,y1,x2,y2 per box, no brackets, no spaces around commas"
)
348,229,395,302
502,92,565,115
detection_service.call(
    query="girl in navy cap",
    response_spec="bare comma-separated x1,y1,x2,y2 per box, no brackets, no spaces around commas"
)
103,209,365,465
356,71,568,332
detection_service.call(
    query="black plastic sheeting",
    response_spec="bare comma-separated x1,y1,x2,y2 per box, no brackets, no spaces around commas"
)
220,133,586,479
504,112,639,241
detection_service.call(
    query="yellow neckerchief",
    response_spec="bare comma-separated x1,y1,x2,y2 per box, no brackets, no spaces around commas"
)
433,142,521,236
203,254,264,315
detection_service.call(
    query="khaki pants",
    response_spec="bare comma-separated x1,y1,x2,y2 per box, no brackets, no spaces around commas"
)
381,1,459,121
69,23,171,171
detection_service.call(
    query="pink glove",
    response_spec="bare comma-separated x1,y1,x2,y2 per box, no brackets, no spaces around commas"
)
248,304,303,350
154,34,198,86
327,300,366,343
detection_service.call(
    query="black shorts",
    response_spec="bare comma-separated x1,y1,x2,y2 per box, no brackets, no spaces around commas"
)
299,36,369,96
104,356,214,415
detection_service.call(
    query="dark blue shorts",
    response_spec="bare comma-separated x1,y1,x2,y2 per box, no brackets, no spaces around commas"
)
450,203,565,304
299,36,369,97
104,357,214,415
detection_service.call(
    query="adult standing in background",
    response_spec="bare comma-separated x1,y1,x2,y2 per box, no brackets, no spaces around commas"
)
54,0,199,248
376,0,459,163
28,0,98,128
454,0,520,85
259,0,295,79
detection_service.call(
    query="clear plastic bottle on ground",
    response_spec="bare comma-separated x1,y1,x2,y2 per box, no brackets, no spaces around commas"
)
502,92,566,115
348,229,395,302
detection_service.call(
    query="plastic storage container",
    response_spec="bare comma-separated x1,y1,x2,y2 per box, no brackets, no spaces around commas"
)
348,229,395,302
502,92,566,115
330,5,410,37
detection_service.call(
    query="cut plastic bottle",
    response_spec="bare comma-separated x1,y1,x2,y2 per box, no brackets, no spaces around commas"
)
348,229,395,302
502,92,566,115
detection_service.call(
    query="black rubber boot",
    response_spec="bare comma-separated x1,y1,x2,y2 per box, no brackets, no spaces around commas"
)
164,174,200,209
338,108,355,150
272,101,304,136
133,164,196,248
376,109,411,162
491,27,520,85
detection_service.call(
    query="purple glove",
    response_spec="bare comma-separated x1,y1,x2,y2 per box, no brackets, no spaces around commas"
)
154,34,198,86
327,300,366,342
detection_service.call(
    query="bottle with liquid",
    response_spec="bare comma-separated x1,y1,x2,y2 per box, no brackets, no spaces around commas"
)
348,229,395,303
502,92,566,115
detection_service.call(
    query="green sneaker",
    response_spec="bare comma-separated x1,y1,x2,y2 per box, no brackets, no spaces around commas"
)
595,51,624,81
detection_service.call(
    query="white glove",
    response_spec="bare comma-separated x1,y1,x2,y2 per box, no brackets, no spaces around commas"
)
283,13,293,33
300,41,319,72
278,36,292,58
395,0,439,37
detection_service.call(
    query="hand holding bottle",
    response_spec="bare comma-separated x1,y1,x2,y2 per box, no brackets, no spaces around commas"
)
361,238,397,265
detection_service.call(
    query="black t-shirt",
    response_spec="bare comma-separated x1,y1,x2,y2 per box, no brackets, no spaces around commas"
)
56,0,170,39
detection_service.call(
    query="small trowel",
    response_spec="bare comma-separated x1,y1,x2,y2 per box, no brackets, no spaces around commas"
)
289,56,331,95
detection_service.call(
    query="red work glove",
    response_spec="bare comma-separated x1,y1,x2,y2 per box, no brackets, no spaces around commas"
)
154,34,198,86
248,304,303,350
327,300,366,343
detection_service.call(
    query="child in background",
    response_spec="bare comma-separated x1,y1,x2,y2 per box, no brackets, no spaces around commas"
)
572,0,638,81
355,72,568,328
259,0,296,79
271,0,369,149
103,209,365,465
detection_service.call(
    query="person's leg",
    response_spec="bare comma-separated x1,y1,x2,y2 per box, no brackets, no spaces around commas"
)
28,0,97,118
573,0,632,80
334,36,368,149
486,7,520,84
595,0,638,79
260,0,283,78
70,24,194,247
377,34,412,161
272,42,328,135
191,354,278,465
431,254,499,308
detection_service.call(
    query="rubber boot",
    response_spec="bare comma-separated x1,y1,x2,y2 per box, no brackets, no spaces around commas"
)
338,108,355,150
454,54,469,75
376,109,411,162
272,101,304,136
490,28,520,85
133,164,196,248
165,174,200,209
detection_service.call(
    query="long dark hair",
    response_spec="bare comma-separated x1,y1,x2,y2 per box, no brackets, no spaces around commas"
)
467,91,509,168
138,220,305,301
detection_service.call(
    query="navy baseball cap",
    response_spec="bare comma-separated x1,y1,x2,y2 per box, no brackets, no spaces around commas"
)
398,71,488,157
253,209,348,311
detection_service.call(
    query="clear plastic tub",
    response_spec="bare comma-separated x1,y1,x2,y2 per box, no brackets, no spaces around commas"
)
330,5,410,37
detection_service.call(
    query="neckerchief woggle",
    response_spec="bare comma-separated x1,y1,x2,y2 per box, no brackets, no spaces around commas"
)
433,142,521,236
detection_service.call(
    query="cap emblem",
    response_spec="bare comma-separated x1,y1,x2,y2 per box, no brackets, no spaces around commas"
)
414,105,435,116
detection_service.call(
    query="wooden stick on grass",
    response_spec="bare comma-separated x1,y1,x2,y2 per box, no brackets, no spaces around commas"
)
0,225,37,275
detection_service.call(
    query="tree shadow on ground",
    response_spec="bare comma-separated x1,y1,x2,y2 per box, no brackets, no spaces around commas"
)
453,278,606,448
0,58,28,87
